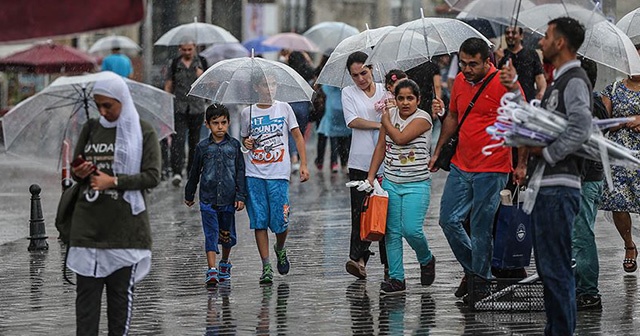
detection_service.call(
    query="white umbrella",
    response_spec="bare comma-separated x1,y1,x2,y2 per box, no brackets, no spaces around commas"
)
263,33,320,53
617,7,640,45
447,0,537,26
154,19,238,46
200,42,249,66
88,35,141,55
316,26,395,88
579,20,640,76
517,3,607,36
188,56,314,105
2,72,174,163
367,15,492,74
303,22,360,55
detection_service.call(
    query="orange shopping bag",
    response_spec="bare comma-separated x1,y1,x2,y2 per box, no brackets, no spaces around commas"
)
360,181,388,241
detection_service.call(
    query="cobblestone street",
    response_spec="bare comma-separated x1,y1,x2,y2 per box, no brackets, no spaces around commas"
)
1,151,640,335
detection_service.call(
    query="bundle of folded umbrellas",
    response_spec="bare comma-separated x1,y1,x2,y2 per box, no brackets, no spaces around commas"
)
485,92,640,198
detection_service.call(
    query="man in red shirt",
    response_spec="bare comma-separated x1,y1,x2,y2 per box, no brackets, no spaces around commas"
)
430,37,524,300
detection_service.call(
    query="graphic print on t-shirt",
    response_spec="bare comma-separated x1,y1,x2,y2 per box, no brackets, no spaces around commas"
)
250,114,286,165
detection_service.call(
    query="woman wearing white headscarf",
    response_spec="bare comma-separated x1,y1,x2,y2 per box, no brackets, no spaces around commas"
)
69,72,161,335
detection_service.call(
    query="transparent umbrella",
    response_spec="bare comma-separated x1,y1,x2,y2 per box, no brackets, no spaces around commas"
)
579,20,640,76
2,72,174,164
617,7,640,45
366,15,492,74
316,26,395,88
446,0,537,26
263,33,319,53
188,56,314,105
517,2,607,36
154,19,238,46
88,35,141,55
200,42,248,66
303,22,360,55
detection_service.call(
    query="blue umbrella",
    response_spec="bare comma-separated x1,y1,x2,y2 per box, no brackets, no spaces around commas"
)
242,36,280,54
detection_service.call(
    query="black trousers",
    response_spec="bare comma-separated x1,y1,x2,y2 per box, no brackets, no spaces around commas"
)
316,135,351,167
76,265,136,336
348,169,387,266
171,112,203,176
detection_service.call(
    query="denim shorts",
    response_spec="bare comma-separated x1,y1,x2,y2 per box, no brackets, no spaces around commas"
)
200,203,237,253
246,177,290,234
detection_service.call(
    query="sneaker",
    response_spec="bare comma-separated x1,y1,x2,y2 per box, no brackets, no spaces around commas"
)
380,279,406,295
315,162,323,171
260,264,274,284
291,162,301,172
171,174,182,187
455,275,468,298
331,163,339,173
205,268,218,286
274,244,290,275
577,294,602,311
218,261,232,282
420,256,436,286
346,259,367,279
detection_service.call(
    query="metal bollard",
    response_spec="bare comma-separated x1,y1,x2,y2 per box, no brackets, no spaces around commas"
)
28,184,49,251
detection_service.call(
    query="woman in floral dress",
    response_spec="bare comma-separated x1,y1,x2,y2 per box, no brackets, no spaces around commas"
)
600,46,640,273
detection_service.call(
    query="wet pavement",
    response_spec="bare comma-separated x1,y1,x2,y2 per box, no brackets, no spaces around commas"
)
1,146,640,335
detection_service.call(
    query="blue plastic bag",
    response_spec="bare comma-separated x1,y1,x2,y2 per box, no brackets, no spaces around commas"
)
492,203,533,269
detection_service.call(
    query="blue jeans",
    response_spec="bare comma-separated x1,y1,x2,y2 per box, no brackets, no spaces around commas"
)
531,186,580,336
383,179,433,281
439,165,507,278
572,180,603,297
200,203,237,253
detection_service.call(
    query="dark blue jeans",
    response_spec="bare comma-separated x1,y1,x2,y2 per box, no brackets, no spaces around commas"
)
531,186,580,336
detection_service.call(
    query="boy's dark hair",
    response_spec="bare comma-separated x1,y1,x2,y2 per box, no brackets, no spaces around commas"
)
205,103,230,123
346,51,371,71
548,17,585,53
394,79,421,99
459,37,491,61
385,69,407,88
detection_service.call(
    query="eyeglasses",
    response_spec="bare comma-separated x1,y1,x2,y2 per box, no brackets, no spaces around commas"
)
458,61,482,69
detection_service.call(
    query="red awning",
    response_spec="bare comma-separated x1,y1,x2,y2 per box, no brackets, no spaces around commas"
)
0,0,144,43
0,43,97,74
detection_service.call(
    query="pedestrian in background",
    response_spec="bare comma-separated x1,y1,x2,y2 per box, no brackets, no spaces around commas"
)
163,38,208,187
285,51,314,172
502,17,593,335
68,74,161,335
184,104,246,287
241,74,310,284
598,43,640,275
367,79,436,294
342,51,387,280
101,47,133,79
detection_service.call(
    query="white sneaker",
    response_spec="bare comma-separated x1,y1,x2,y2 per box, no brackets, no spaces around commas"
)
171,174,182,187
291,162,300,172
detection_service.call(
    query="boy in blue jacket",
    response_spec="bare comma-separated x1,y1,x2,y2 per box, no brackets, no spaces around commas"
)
185,104,246,286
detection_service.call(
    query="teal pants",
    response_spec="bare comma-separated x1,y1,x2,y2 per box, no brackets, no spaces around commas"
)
382,179,433,281
572,180,603,296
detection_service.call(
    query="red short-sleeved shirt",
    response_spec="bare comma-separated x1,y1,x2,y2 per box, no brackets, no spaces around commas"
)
449,65,514,173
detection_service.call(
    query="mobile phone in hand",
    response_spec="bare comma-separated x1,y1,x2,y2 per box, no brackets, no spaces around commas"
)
71,157,97,171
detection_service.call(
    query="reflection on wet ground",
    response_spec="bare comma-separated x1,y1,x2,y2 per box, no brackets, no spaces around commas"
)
1,153,640,334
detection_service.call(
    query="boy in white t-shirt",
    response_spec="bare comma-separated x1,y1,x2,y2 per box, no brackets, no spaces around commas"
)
241,75,310,284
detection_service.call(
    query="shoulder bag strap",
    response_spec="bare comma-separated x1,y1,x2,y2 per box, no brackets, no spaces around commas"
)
455,70,499,133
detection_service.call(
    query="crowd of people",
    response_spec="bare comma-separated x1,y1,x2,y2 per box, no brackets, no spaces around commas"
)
67,15,640,335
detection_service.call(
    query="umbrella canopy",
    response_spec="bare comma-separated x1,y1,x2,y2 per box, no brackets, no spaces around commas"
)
617,7,640,45
303,22,360,55
2,72,174,162
448,0,537,26
154,21,238,46
88,35,141,55
517,3,607,36
263,33,320,53
366,17,492,74
316,26,395,88
188,56,314,105
242,36,281,54
578,20,640,76
0,42,96,74
200,42,249,66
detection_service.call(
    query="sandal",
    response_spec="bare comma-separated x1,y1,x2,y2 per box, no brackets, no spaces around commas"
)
623,245,638,273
